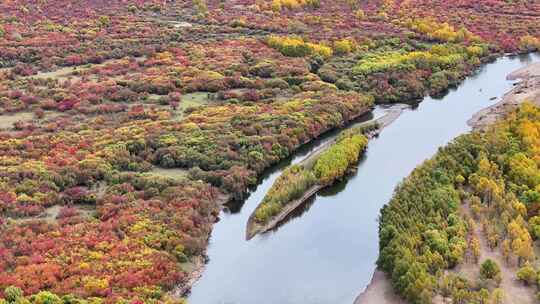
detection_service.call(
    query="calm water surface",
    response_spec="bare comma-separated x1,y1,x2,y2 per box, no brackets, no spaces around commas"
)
189,53,540,304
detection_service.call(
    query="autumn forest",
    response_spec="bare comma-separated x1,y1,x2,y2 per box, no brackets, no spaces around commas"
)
0,0,539,303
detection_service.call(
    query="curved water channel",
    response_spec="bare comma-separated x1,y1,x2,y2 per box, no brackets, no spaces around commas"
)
188,53,540,304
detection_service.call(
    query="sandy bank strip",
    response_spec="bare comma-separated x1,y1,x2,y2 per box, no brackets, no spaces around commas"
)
507,61,540,80
246,105,408,240
468,61,540,130
354,270,405,304
366,105,406,135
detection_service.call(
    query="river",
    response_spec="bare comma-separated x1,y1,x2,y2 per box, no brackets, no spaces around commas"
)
188,53,540,304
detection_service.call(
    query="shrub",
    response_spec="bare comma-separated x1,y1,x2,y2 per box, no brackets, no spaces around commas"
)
249,61,275,78
333,38,356,55
98,15,111,27
4,286,23,302
32,291,63,304
407,18,479,43
517,264,536,285
353,44,472,77
355,9,365,21
267,35,333,58
519,35,540,52
480,259,501,281
429,71,450,93
270,0,320,11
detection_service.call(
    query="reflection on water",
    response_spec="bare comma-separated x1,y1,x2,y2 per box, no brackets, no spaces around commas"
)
517,52,537,64
188,53,540,304
269,195,317,235
318,154,368,198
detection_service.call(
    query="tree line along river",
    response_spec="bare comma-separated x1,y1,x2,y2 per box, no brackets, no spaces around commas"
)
188,53,540,304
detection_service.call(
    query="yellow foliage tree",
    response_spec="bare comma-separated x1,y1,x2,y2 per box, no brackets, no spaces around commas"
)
519,35,540,51
470,236,481,263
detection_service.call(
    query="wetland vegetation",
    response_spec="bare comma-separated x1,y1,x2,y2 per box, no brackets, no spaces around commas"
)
0,0,538,303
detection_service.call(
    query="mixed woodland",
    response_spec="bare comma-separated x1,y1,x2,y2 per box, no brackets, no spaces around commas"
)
0,0,538,302
379,103,540,303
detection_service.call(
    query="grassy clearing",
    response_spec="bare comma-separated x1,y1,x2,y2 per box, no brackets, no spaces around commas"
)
30,66,81,80
10,204,96,224
147,167,189,180
177,92,213,118
182,92,212,105
0,111,63,130
27,57,146,81
0,112,34,129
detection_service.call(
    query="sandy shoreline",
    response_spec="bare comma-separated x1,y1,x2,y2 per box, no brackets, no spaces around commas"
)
468,61,540,130
354,270,405,304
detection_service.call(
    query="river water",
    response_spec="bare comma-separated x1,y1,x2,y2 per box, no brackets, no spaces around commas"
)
188,53,540,304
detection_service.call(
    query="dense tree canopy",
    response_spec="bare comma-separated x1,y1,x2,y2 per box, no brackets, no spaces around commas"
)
379,103,540,303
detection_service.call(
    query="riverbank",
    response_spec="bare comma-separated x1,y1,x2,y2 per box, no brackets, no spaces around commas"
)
468,61,540,130
171,256,206,298
169,193,231,299
245,105,407,240
354,270,405,304
175,100,374,295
